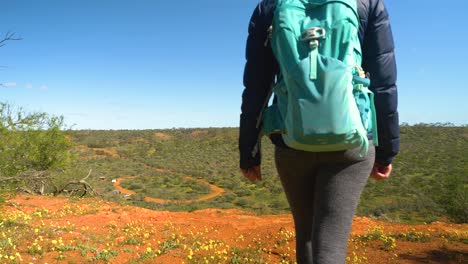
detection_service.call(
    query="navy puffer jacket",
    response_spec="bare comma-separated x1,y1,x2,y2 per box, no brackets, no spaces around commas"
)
239,0,399,169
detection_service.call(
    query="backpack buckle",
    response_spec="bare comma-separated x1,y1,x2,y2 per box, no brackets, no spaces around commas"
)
301,27,326,49
301,27,326,42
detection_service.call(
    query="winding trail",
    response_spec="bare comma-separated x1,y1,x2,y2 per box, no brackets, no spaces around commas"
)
81,146,226,204
114,174,225,204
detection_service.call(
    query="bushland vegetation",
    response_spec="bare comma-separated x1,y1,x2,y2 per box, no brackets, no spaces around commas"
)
120,174,212,201
67,124,466,224
0,102,78,196
1,101,465,223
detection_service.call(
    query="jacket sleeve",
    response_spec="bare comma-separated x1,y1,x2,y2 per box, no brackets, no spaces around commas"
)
361,0,400,165
239,1,278,170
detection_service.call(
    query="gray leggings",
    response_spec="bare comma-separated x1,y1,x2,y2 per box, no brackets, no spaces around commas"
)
275,144,375,264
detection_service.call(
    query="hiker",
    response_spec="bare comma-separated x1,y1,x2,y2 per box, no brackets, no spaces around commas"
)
239,0,399,263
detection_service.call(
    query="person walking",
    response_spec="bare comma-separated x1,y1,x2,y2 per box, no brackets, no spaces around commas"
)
239,0,399,263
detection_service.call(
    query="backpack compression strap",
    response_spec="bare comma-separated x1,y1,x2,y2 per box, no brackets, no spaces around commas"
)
301,27,326,80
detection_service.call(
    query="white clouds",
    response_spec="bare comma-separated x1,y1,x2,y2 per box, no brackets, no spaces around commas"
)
39,85,49,91
1,82,49,91
1,82,17,88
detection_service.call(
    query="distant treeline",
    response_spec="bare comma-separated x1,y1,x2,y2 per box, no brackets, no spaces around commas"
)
400,122,467,127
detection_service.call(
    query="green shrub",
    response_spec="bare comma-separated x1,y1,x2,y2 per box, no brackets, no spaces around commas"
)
0,102,72,191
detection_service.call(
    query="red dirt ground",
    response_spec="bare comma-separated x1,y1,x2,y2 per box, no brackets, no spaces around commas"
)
2,195,467,264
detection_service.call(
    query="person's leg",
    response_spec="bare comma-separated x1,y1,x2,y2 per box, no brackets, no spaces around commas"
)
274,146,318,264
311,146,375,263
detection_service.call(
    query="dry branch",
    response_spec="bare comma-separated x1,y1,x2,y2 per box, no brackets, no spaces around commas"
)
0,31,22,47
55,169,98,197
0,171,49,182
2,169,98,198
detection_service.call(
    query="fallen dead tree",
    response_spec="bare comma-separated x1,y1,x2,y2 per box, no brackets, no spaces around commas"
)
0,169,98,198
54,169,98,197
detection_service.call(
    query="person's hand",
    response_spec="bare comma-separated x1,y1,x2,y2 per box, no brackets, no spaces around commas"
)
371,163,392,180
241,166,262,182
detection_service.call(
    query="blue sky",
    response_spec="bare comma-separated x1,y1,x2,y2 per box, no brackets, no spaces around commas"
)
1,0,467,129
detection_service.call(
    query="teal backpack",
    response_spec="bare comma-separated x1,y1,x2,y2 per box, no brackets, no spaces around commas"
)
261,0,378,155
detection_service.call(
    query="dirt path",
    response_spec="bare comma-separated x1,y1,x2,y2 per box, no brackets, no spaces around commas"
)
80,146,226,204
114,174,225,204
